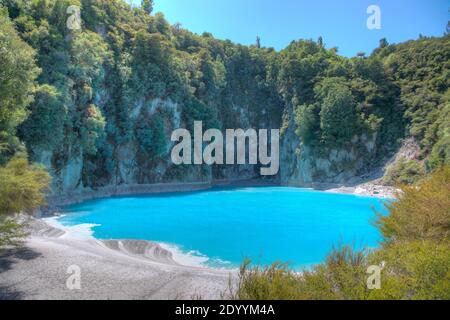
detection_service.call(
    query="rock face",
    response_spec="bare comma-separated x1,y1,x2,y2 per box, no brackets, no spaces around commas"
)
33,95,383,195
33,97,266,195
280,114,379,186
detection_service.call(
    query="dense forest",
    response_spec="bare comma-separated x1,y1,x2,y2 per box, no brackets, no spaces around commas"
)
0,0,448,195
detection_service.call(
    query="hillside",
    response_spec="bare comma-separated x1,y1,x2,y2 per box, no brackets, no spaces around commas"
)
0,0,449,195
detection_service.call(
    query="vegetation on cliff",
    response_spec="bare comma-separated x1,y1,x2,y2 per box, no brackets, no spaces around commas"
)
0,0,447,189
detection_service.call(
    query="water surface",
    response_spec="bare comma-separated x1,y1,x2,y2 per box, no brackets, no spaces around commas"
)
59,187,388,269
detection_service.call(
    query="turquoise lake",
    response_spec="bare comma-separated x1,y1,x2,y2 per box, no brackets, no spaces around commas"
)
59,187,389,269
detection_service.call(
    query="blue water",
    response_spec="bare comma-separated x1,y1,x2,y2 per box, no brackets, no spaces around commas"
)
59,187,389,269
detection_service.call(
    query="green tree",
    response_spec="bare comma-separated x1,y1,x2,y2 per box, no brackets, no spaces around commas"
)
318,78,358,145
0,9,40,163
294,104,319,145
19,84,67,152
80,105,106,156
141,0,153,14
135,112,167,159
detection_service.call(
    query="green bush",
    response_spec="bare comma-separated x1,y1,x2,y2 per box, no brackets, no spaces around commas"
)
0,157,51,215
383,157,425,186
377,166,450,243
0,8,40,163
369,241,450,300
229,260,303,300
0,157,51,248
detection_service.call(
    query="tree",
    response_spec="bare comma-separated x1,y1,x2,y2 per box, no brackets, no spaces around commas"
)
317,79,358,145
317,36,323,48
356,51,366,58
80,105,106,156
19,85,67,152
135,113,167,160
379,38,389,48
256,36,261,49
295,104,319,145
141,0,154,14
0,9,40,163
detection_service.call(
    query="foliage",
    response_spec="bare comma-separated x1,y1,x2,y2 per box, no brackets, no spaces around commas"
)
0,157,51,215
318,78,358,145
294,104,319,145
141,0,153,15
377,166,450,243
0,7,40,163
368,241,450,300
229,260,303,300
80,104,106,155
0,216,28,247
135,112,167,159
427,101,450,170
383,156,425,186
19,84,67,151
0,157,51,248
382,37,449,154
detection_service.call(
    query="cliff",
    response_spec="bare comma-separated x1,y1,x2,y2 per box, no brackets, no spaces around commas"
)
1,1,448,195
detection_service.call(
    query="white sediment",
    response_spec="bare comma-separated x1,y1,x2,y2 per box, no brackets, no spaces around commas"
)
0,217,233,300
43,216,99,240
43,216,229,269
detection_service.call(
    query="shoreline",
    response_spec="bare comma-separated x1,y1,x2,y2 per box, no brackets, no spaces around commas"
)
0,216,233,300
42,178,396,212
37,180,394,273
43,216,230,270
44,181,213,208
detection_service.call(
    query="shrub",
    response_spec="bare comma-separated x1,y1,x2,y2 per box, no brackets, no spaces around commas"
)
228,259,303,300
0,217,27,248
0,157,51,248
0,157,51,215
377,166,450,243
368,241,450,300
383,157,425,186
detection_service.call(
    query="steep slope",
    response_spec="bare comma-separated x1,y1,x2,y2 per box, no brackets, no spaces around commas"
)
0,0,448,194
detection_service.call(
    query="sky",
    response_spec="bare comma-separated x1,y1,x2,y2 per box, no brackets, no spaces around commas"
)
132,0,449,57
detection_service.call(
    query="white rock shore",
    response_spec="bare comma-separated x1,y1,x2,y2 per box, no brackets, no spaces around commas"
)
0,217,233,300
324,182,398,199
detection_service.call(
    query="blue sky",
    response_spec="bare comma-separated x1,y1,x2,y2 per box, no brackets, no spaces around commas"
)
132,0,449,57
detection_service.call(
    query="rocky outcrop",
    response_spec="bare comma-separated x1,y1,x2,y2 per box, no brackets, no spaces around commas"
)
281,130,379,185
